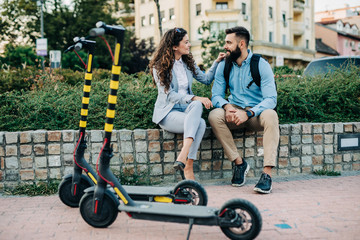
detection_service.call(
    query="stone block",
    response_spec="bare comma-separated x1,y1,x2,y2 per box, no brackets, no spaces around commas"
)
334,123,343,133
148,141,160,152
136,153,147,163
0,147,4,157
48,144,60,155
234,138,244,148
290,157,300,167
324,155,333,164
162,130,175,140
200,140,211,150
313,134,323,144
20,170,34,180
278,158,288,168
290,145,301,156
35,157,47,168
314,145,323,155
354,123,360,133
34,145,45,155
201,161,211,171
63,143,74,154
344,123,353,133
312,156,323,165
302,123,312,134
291,135,301,145
245,138,255,148
90,130,103,142
49,168,61,179
122,153,134,164
6,145,17,156
147,129,160,140
135,141,147,152
134,129,146,140
150,164,162,176
323,123,334,133
301,156,312,166
201,150,212,160
280,124,290,134
313,124,323,133
20,145,32,156
279,146,289,157
20,157,33,168
49,156,61,167
164,152,175,163
291,124,301,134
302,135,312,144
244,148,255,157
343,154,351,162
324,145,334,154
352,163,360,171
5,132,18,144
257,148,264,157
62,130,75,142
119,130,132,141
33,130,46,143
149,153,161,163
0,132,3,144
5,157,18,169
48,131,61,141
20,132,32,143
353,153,360,161
302,145,312,155
324,135,333,144
334,155,342,163
280,136,289,145
121,141,133,153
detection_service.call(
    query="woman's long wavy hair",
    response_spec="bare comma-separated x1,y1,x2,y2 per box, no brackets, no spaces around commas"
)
149,28,196,92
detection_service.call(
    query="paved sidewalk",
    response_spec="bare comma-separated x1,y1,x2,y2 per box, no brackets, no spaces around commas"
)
0,172,360,240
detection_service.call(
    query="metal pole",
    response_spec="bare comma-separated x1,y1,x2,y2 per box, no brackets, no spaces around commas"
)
40,0,45,69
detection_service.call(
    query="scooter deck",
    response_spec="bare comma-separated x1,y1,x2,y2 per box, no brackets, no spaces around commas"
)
123,185,173,196
119,201,218,218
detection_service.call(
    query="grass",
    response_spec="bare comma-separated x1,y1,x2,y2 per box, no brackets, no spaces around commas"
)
4,181,60,196
313,169,341,176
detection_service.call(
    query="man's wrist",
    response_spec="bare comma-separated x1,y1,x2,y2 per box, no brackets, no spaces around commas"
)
222,103,229,110
246,110,254,119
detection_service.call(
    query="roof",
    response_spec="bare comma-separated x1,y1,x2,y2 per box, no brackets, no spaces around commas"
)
315,38,339,56
315,22,360,41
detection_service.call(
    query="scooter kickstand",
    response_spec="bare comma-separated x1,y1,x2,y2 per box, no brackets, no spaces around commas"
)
186,218,194,240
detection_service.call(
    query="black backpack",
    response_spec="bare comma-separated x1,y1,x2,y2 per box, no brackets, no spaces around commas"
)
223,53,262,91
223,54,277,111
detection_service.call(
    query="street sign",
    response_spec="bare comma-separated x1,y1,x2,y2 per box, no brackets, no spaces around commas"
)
50,50,61,68
36,38,48,56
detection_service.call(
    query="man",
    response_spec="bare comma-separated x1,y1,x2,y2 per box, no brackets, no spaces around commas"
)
209,26,279,194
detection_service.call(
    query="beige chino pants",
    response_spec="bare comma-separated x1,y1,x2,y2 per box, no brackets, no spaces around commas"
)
208,105,279,167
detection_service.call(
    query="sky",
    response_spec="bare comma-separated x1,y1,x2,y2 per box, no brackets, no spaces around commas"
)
314,0,360,12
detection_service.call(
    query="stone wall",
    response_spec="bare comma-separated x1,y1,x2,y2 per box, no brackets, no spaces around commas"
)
1,122,360,189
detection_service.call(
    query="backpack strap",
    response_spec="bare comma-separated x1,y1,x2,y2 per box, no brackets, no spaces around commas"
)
224,57,233,93
247,54,261,89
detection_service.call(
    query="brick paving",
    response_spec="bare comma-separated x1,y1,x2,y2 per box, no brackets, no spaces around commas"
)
0,172,360,240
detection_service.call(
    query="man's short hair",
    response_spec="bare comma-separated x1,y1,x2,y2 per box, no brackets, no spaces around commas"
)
225,26,250,47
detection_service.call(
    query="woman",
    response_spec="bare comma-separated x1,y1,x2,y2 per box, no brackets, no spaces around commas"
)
149,28,225,180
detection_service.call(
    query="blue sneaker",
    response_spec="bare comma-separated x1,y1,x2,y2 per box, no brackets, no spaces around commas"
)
231,161,250,187
254,172,272,194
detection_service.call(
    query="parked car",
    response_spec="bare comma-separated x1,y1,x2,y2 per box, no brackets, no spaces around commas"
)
303,56,360,77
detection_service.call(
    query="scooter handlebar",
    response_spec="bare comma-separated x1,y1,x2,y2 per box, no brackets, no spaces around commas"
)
64,45,75,53
89,28,105,37
74,42,83,51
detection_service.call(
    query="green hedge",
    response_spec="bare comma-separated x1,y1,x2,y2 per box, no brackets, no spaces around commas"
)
0,65,359,132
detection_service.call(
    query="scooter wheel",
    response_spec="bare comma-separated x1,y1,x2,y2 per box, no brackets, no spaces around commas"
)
219,199,262,240
58,176,92,207
79,191,118,228
173,180,208,206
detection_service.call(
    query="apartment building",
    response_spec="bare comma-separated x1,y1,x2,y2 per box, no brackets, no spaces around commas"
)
134,0,315,68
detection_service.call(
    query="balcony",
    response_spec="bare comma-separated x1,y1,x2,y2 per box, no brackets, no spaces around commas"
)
293,0,304,13
291,21,305,35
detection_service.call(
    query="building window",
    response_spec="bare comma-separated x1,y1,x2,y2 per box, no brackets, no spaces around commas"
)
149,14,154,25
358,42,360,50
306,39,309,49
242,3,246,15
216,2,228,10
169,8,175,20
282,34,286,45
210,21,236,37
269,32,273,42
269,7,273,19
141,16,146,27
196,3,201,16
282,12,287,26
160,11,165,22
345,40,348,47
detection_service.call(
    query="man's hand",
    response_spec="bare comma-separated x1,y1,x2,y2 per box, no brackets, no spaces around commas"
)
215,52,226,62
224,104,248,125
192,96,213,109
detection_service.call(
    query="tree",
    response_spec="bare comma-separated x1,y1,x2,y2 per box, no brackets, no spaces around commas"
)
153,0,162,37
198,21,226,69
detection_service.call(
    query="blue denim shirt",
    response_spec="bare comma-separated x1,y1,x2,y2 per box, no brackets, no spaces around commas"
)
211,50,277,117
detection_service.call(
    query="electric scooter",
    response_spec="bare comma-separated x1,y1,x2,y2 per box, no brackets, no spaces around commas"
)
58,29,208,209
79,22,262,240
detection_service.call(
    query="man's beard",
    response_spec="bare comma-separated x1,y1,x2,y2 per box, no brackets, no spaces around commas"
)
228,46,241,62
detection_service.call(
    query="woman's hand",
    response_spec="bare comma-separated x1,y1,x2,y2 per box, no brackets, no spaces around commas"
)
192,96,213,109
215,52,227,62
